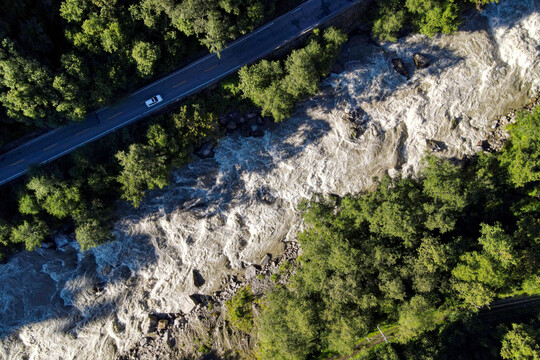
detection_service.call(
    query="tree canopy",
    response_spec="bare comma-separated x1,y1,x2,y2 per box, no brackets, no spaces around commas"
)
239,28,347,121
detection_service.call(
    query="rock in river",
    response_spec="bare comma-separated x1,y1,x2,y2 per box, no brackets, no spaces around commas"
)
195,141,216,159
392,58,409,79
240,123,252,137
413,53,431,69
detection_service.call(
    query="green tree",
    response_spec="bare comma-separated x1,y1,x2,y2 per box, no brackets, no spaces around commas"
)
132,41,160,78
260,82,295,121
172,0,230,54
451,251,504,308
283,46,320,98
422,155,467,233
116,143,170,207
372,0,408,42
60,0,90,23
169,103,216,165
61,52,90,82
499,106,540,188
238,59,283,106
412,237,449,292
361,175,424,244
405,0,459,36
478,223,516,268
0,221,11,247
146,123,171,151
199,11,229,55
239,28,346,121
326,315,371,354
470,0,498,10
0,38,59,125
101,21,126,53
75,218,112,252
356,344,400,360
26,175,82,219
256,288,320,360
320,27,348,74
398,295,437,340
18,193,40,215
225,286,254,332
53,72,87,121
10,219,49,251
500,323,540,360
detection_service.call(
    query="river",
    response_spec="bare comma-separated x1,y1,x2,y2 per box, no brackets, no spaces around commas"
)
0,0,538,358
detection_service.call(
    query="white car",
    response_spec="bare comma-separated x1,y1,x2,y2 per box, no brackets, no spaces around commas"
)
145,95,163,107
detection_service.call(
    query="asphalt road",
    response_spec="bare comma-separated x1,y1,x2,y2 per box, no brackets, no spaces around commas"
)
0,0,361,186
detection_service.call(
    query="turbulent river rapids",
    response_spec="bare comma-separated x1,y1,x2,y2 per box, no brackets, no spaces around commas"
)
0,0,539,358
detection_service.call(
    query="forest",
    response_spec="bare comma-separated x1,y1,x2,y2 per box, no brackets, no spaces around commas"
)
254,106,540,359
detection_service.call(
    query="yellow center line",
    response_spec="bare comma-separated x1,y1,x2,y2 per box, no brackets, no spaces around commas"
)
76,128,89,136
9,159,25,167
173,80,187,88
107,112,123,120
43,143,58,151
204,65,218,72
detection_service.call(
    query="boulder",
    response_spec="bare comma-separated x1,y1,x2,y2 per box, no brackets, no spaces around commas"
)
240,123,252,137
192,269,204,288
142,314,159,334
252,129,265,138
245,265,259,280
260,254,271,267
195,141,216,159
477,140,490,151
179,294,197,313
331,60,345,74
218,116,229,126
346,107,369,126
426,139,442,152
257,188,276,204
173,317,185,327
113,320,125,334
189,294,201,305
392,58,409,79
89,281,106,294
226,120,238,133
54,234,70,249
413,53,431,69
157,319,169,331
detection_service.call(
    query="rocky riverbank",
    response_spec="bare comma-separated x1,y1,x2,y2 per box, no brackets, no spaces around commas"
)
484,94,540,152
118,240,300,360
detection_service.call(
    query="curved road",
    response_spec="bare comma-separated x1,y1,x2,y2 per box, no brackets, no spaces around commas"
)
0,0,362,186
